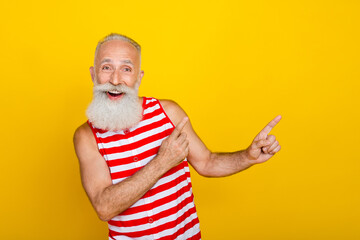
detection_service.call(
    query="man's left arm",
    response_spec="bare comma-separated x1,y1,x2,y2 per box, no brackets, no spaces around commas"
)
160,100,281,177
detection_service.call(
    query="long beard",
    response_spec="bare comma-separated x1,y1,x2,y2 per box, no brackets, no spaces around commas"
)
86,82,143,131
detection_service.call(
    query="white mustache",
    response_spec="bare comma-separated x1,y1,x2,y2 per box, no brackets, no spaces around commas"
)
93,82,134,94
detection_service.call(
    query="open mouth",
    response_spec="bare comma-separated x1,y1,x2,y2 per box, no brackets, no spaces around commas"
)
106,90,124,99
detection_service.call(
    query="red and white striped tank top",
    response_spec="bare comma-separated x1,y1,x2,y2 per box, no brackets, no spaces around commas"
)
88,97,201,240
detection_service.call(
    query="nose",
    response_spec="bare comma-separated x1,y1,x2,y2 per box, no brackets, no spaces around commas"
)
110,69,124,86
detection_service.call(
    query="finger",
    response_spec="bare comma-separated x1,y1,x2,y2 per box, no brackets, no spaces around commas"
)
258,115,282,137
269,145,281,154
170,117,189,139
181,139,189,149
262,135,276,153
177,132,188,143
267,140,279,153
183,145,189,159
185,146,189,156
178,142,189,163
267,135,276,143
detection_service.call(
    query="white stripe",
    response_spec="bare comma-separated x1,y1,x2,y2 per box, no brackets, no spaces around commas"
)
100,122,172,150
96,129,125,139
111,160,187,185
110,222,200,240
146,98,157,104
148,180,190,214
130,113,167,133
106,137,166,161
156,211,199,239
96,107,166,139
133,122,172,144
174,222,200,240
132,178,190,213
152,189,195,216
113,166,188,207
109,189,195,232
143,104,160,115
111,235,138,240
110,208,199,240
112,232,154,240
112,233,154,240
151,162,186,189
111,179,193,222
110,154,155,174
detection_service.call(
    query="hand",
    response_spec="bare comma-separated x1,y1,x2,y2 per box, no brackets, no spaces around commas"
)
157,117,190,170
245,115,282,165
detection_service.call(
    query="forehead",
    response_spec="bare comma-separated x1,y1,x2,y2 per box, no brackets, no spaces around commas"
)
96,40,140,64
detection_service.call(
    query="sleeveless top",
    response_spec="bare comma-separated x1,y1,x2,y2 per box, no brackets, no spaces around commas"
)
88,97,201,240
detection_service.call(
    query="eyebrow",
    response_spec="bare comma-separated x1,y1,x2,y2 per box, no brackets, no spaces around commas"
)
100,58,112,64
100,58,134,66
122,60,134,65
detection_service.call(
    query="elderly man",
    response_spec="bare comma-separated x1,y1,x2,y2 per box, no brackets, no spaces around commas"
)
73,33,281,240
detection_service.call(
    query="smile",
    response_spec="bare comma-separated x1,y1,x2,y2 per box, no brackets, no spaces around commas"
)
106,90,124,100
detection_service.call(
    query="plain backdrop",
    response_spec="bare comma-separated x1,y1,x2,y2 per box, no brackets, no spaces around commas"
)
0,0,359,239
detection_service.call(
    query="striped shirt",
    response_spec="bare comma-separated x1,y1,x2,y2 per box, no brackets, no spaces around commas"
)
88,97,201,240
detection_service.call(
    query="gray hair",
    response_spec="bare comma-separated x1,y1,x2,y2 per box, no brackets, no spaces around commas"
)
94,33,141,65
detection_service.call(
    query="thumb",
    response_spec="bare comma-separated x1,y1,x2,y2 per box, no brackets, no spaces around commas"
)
254,139,271,148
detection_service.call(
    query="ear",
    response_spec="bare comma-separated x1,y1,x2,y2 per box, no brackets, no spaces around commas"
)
135,70,144,90
89,66,95,83
138,70,144,84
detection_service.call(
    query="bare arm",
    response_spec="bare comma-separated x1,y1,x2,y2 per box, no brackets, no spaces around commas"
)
160,100,282,177
73,119,189,221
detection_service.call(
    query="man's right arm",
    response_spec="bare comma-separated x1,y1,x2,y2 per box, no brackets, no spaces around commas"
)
73,119,189,221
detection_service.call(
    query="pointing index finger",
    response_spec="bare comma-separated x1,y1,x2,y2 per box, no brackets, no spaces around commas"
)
170,117,189,138
259,115,282,136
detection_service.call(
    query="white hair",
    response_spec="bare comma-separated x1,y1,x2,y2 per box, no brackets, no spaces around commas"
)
94,33,141,66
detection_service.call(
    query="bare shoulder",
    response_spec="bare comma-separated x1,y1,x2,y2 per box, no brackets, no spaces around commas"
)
73,122,98,159
159,99,188,126
74,122,93,143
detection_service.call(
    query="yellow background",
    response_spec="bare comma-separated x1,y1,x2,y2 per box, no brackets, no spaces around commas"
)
1,0,359,239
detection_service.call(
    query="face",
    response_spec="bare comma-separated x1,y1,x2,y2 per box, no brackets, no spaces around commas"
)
90,39,144,101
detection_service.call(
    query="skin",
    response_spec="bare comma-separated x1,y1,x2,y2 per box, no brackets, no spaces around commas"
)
73,39,282,221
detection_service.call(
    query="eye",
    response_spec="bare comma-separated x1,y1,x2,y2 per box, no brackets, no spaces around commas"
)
123,67,132,72
101,65,112,71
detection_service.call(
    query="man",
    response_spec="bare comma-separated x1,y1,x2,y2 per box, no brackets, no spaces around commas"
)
73,33,282,240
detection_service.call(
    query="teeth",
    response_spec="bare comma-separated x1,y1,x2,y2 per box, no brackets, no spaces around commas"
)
108,90,122,94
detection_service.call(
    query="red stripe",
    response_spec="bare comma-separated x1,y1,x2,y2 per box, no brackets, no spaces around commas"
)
159,221,201,240
108,232,116,240
96,109,170,144
144,98,159,108
108,206,198,239
103,127,173,154
155,210,200,240
109,147,185,181
119,173,190,216
107,147,159,168
131,116,173,139
110,166,142,180
163,161,188,177
147,165,188,198
108,192,195,228
152,195,197,227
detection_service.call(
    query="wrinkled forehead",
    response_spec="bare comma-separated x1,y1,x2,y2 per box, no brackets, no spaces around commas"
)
95,40,141,66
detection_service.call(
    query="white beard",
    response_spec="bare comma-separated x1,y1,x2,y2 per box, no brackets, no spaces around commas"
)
86,82,143,131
